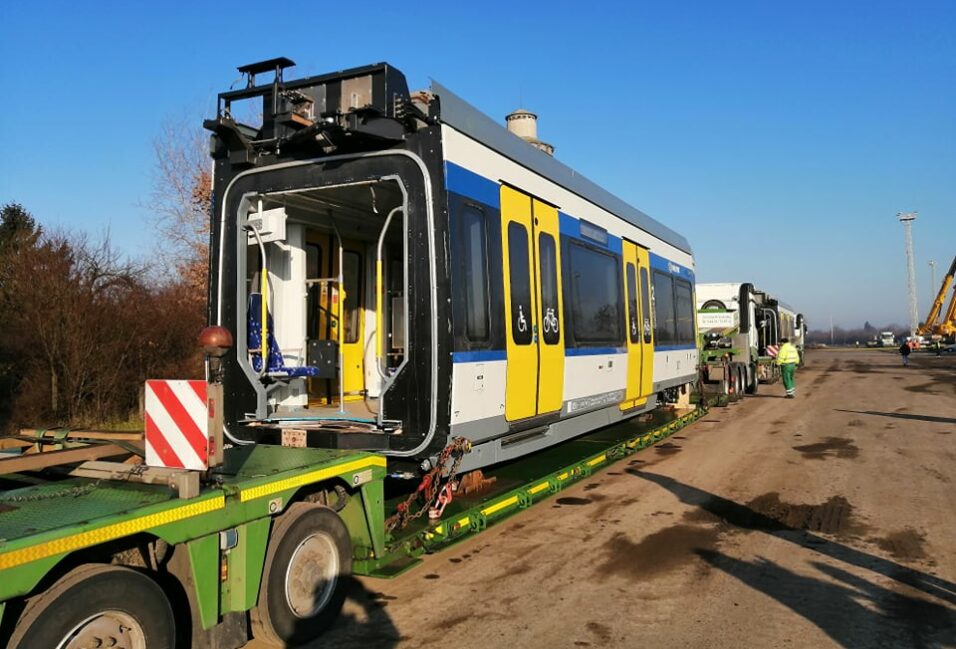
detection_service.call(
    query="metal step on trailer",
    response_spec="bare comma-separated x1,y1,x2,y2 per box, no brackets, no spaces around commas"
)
360,405,707,577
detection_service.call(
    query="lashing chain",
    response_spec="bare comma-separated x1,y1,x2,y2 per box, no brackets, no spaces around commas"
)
386,437,471,532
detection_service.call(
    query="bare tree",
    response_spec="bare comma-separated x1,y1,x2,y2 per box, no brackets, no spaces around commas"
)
3,225,204,429
5,229,144,422
149,116,211,303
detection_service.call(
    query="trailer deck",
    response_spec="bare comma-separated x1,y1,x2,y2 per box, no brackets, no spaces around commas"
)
0,446,387,605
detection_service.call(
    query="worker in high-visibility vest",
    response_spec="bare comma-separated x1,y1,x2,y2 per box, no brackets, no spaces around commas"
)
776,337,801,398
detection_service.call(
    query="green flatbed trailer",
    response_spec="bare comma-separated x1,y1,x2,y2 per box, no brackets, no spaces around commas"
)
0,404,704,648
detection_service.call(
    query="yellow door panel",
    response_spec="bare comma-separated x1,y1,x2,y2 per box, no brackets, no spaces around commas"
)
532,199,564,414
339,246,365,397
501,186,538,421
304,232,365,402
636,246,655,397
622,241,642,404
621,241,655,409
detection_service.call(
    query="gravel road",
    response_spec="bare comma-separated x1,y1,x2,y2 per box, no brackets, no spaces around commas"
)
249,348,956,649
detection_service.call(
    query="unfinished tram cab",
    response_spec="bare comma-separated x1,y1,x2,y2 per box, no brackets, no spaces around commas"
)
206,58,698,472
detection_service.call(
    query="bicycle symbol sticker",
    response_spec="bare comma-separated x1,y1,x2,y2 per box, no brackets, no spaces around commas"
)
543,308,559,335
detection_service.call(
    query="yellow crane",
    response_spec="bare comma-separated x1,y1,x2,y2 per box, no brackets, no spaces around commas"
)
918,255,956,340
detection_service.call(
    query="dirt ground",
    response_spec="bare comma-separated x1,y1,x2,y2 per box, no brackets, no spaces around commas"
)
252,348,956,649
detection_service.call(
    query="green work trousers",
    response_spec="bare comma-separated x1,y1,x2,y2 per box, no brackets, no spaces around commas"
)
781,363,796,394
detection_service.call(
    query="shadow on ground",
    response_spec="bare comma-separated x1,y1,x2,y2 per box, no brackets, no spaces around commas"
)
835,409,956,425
697,551,956,648
296,577,402,649
629,470,956,648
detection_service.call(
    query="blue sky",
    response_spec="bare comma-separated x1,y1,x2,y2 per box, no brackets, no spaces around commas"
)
1,1,953,328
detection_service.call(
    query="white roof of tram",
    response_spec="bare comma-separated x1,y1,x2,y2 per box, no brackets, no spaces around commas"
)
431,81,693,255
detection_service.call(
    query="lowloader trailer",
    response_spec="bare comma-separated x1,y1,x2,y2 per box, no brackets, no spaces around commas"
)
0,56,710,649
0,361,704,648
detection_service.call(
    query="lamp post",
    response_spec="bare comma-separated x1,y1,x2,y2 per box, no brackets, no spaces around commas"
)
897,212,919,336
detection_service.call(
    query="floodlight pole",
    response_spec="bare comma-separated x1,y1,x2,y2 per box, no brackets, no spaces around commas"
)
897,212,919,336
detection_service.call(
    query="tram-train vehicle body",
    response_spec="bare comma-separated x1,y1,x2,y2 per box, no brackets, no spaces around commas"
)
696,282,805,394
205,58,697,471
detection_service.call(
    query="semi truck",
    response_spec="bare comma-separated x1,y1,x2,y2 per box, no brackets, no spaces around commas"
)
0,58,707,648
696,282,805,401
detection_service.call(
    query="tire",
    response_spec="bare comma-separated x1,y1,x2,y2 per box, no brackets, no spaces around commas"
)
737,366,747,398
251,503,351,646
8,564,175,649
745,363,758,394
728,365,742,402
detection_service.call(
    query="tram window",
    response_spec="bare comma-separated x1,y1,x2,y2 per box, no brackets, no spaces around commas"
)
306,243,322,339
508,222,533,345
460,206,490,342
640,267,652,344
626,263,639,344
568,242,621,344
343,251,361,344
247,244,264,285
539,233,560,345
675,279,694,345
652,271,676,345
388,257,404,354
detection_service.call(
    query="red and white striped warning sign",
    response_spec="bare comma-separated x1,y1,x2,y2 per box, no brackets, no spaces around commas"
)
145,380,209,470
766,344,779,358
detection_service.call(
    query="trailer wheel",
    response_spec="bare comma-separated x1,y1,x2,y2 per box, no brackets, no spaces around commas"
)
251,503,351,646
728,365,741,402
745,363,758,394
7,564,174,649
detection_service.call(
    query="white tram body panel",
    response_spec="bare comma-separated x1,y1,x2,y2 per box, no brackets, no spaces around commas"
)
441,122,698,450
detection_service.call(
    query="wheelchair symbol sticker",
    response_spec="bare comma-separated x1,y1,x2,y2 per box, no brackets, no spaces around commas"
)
516,305,528,333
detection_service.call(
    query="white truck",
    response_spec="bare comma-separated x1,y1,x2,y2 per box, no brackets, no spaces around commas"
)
697,282,805,400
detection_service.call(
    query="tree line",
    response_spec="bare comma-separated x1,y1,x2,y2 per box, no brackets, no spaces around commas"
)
0,120,210,432
0,202,205,432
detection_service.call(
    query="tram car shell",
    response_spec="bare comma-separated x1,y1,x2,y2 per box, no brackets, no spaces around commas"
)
205,59,697,471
